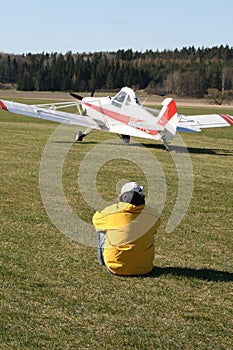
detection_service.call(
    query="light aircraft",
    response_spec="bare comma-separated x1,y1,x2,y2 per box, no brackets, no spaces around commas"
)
0,86,233,150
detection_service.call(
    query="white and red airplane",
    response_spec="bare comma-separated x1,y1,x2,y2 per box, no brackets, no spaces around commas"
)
0,86,233,150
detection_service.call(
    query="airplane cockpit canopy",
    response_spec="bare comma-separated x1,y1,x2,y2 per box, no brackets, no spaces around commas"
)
112,87,140,107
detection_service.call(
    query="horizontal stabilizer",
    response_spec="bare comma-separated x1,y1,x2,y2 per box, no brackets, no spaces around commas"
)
177,125,201,132
178,114,233,129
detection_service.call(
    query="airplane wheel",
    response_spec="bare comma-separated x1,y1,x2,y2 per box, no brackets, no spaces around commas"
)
121,134,130,144
75,131,84,141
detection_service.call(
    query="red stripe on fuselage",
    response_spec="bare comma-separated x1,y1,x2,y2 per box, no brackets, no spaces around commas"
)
220,114,233,126
0,100,8,110
84,102,159,135
85,102,134,124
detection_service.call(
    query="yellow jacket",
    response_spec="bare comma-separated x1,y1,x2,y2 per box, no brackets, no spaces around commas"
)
92,202,160,276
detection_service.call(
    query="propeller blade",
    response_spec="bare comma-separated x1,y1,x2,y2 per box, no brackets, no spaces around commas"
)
70,92,83,100
91,90,95,97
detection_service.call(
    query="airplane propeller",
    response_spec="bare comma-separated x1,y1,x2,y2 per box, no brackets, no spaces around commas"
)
70,90,95,100
70,92,83,100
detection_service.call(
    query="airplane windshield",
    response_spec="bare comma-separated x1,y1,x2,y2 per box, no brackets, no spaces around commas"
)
111,88,141,107
112,91,127,107
115,92,126,103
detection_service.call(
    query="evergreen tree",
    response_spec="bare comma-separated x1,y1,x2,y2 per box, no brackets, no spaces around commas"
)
1,45,233,97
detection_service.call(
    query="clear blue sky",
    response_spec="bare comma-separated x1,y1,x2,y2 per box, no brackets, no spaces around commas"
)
1,0,233,54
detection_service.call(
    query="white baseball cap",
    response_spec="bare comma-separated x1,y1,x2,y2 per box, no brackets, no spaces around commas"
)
120,182,144,195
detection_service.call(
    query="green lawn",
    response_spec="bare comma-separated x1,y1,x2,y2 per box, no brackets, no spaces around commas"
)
0,101,233,349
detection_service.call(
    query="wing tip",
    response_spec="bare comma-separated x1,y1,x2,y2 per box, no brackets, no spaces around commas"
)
0,100,8,111
220,114,233,126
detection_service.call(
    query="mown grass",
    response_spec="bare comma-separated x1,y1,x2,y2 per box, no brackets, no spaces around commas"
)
0,100,233,349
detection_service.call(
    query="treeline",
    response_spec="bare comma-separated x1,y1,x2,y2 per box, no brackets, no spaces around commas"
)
0,45,233,97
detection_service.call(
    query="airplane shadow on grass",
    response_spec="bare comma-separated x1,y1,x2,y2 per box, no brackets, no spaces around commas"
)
150,266,233,282
52,140,233,156
53,140,99,145
175,145,233,156
143,143,233,156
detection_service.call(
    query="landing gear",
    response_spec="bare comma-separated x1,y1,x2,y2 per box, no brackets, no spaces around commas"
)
162,136,170,151
74,128,93,142
75,131,84,141
120,134,130,144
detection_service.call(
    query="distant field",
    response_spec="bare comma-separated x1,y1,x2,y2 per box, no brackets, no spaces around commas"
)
0,99,233,349
1,88,233,109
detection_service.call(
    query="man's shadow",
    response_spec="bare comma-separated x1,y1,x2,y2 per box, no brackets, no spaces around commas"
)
150,266,233,282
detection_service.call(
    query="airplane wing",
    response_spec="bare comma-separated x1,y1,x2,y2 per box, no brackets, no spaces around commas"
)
177,114,233,132
0,99,101,129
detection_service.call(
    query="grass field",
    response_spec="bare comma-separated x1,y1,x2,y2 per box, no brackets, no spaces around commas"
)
1,98,233,349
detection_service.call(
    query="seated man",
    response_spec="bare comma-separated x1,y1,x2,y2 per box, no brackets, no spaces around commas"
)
92,182,160,276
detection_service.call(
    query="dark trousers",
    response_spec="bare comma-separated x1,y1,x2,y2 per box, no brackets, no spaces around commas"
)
97,231,114,275
97,231,106,265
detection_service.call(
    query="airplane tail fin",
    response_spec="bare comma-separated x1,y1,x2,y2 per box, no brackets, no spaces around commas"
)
157,97,179,139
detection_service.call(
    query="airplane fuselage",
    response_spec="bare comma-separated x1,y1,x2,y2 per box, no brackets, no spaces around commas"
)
81,96,161,140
